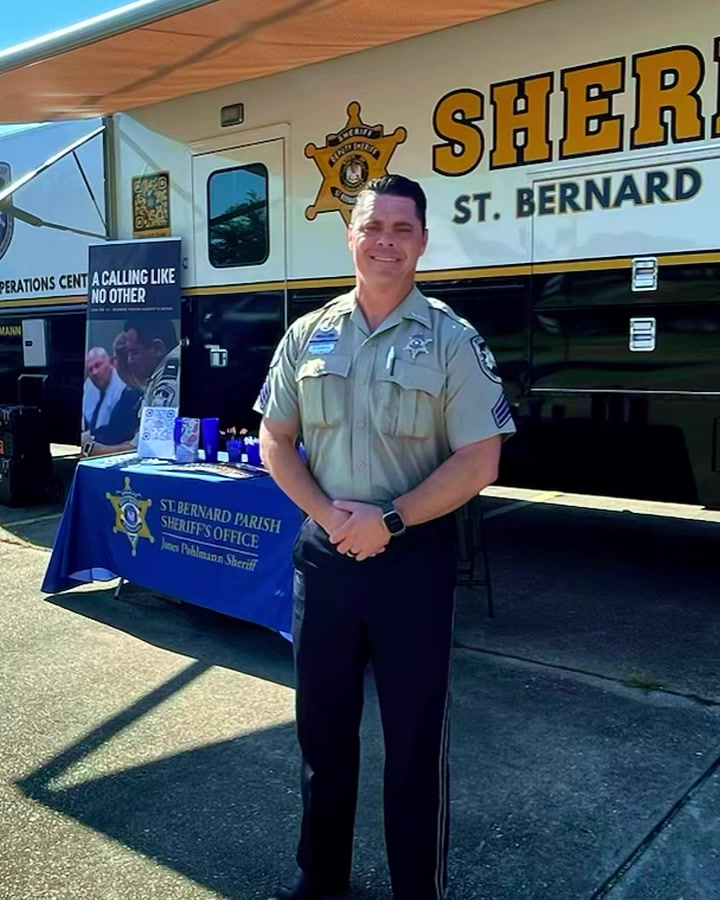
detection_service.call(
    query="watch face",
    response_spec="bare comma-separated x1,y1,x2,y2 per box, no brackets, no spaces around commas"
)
384,510,405,535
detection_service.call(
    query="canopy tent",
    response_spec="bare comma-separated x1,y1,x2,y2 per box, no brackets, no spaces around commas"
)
0,125,107,241
0,0,549,124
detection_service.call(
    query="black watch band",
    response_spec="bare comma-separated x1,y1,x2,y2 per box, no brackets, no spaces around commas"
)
381,501,406,537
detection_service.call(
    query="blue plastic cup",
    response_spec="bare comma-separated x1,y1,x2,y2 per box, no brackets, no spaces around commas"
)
245,437,261,466
202,417,220,463
227,437,244,462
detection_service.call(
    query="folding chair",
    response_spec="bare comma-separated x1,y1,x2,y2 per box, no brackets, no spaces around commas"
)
455,494,494,618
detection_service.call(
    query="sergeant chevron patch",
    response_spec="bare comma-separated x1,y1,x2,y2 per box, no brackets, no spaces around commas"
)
492,394,512,429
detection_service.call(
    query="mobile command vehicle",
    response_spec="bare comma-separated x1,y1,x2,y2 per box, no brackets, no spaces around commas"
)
1,0,719,507
0,120,106,444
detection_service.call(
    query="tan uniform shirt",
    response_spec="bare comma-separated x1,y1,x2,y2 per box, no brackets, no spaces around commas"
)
130,343,181,448
255,287,516,503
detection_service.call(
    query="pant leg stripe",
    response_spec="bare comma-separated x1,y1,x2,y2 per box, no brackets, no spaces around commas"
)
435,595,456,900
440,703,451,892
435,694,450,899
436,702,450,900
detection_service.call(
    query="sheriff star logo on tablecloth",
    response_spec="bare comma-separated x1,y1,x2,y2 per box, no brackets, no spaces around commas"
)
304,102,407,225
106,476,154,556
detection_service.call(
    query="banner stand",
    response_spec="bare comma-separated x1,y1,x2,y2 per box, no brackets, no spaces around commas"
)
81,238,182,457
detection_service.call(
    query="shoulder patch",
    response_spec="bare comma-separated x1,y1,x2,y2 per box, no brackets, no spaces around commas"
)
470,335,502,384
148,382,178,407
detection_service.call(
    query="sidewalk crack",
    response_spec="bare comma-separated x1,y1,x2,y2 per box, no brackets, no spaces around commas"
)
453,642,720,708
587,750,720,898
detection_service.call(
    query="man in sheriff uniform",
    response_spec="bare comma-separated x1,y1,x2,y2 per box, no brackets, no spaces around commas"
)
139,342,181,409
83,317,180,457
256,175,515,900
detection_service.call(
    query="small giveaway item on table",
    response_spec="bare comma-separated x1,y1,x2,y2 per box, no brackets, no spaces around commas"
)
137,406,178,459
174,416,200,462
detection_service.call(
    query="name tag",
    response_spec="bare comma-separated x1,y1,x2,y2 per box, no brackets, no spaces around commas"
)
308,341,336,355
308,325,339,356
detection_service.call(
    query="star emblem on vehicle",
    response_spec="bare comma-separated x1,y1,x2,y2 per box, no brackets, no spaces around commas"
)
304,102,408,225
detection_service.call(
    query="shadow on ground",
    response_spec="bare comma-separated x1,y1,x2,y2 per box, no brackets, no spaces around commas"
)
456,501,720,702
45,582,295,690
13,643,720,900
6,485,720,897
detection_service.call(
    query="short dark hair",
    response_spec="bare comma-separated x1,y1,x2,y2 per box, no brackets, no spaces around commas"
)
124,316,178,352
356,174,427,230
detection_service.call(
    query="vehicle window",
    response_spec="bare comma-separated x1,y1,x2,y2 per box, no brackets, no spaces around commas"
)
207,163,269,268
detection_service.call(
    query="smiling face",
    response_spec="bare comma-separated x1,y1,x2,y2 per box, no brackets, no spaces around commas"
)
347,192,428,293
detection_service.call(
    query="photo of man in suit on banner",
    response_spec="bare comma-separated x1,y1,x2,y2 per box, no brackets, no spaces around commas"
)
82,345,127,434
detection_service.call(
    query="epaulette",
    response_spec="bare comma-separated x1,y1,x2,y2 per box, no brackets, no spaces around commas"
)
161,355,180,379
321,290,354,310
426,296,474,330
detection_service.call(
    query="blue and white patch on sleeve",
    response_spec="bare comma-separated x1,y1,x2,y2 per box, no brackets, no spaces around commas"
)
470,335,502,384
492,394,513,429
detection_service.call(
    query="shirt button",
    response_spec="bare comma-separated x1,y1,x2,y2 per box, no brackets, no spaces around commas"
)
357,460,367,470
356,419,366,428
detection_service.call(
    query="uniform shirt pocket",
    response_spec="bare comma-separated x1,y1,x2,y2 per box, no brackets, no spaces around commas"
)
296,354,352,427
376,360,445,438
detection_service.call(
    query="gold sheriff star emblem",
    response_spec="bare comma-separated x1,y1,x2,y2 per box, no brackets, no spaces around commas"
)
305,102,408,225
106,476,154,556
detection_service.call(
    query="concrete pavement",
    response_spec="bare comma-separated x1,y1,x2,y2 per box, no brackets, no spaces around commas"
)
1,469,719,900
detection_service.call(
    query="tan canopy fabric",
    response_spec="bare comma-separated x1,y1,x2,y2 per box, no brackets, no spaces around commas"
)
0,0,548,123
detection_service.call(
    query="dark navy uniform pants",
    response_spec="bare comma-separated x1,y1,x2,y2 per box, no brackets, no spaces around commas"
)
291,515,457,900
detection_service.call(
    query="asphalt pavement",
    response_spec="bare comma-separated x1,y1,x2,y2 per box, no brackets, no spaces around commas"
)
0,451,718,900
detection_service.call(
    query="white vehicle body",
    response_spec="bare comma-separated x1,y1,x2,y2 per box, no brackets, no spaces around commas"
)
112,0,720,287
1,0,719,504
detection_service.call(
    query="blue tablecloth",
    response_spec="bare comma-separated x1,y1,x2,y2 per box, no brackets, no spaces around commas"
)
42,454,304,635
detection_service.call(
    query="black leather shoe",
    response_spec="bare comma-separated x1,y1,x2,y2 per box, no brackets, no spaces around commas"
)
269,873,349,900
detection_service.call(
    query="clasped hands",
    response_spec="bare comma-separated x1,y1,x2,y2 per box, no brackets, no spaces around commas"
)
323,500,391,562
